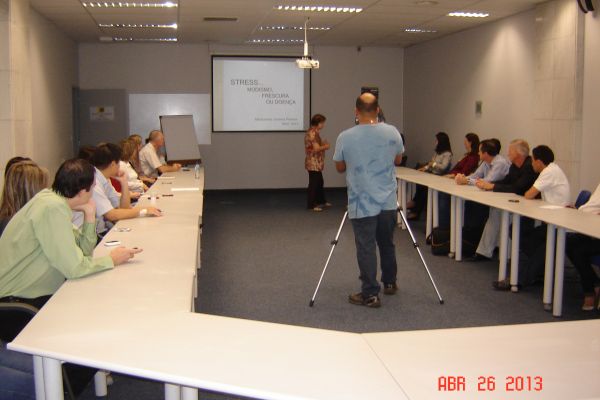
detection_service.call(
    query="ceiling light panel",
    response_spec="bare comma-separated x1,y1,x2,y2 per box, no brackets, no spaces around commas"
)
99,22,177,28
259,25,331,31
274,5,363,13
82,2,178,8
448,11,489,17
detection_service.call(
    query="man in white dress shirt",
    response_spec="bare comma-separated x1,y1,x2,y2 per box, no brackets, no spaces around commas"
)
495,145,571,290
73,143,162,234
138,130,182,178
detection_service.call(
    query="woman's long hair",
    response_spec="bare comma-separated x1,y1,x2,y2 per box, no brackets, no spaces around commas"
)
0,161,49,220
465,133,480,156
435,131,452,154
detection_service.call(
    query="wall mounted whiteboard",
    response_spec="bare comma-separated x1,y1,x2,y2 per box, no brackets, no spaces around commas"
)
160,115,201,161
129,94,211,144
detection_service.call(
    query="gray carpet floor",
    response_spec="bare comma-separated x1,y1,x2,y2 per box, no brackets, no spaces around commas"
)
78,189,598,399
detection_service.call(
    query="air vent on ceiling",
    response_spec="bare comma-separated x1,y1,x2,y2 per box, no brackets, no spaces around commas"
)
203,17,238,22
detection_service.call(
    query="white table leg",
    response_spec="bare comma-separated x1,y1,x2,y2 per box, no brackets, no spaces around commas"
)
498,210,510,281
33,356,46,400
449,196,456,257
182,386,199,400
455,198,463,261
94,371,108,397
400,180,407,230
426,187,433,239
543,224,556,311
510,214,521,292
165,383,181,400
552,227,566,317
432,190,439,228
42,357,64,400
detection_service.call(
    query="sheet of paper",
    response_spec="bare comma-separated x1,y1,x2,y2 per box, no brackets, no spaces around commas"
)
540,205,564,210
171,187,200,192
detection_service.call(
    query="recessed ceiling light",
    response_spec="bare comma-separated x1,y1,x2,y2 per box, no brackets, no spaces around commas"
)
405,28,437,33
111,37,178,42
259,25,331,31
247,39,305,44
274,5,362,13
99,23,177,29
448,11,489,18
83,2,178,8
414,1,438,5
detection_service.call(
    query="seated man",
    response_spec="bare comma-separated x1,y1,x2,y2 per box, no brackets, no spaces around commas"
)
466,139,538,262
72,143,161,234
454,139,511,247
497,145,571,288
138,130,182,178
0,159,141,308
455,139,511,186
566,183,600,310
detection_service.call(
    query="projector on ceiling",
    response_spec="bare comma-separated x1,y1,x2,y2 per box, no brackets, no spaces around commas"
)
296,57,320,69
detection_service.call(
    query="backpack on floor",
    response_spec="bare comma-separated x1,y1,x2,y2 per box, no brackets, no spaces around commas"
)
430,228,450,256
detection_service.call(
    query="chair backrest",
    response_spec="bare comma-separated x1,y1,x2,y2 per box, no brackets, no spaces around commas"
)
575,190,592,209
0,302,39,342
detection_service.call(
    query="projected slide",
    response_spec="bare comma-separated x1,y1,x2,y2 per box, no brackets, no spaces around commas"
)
212,56,310,132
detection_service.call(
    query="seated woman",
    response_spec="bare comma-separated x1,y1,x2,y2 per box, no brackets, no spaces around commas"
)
128,134,155,186
445,133,480,178
0,160,49,237
119,139,148,198
407,132,453,220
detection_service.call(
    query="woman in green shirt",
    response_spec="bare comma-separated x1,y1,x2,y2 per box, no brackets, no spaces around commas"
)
0,159,142,308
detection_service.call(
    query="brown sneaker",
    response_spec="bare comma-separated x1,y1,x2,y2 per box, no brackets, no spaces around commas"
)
348,292,381,308
383,283,398,295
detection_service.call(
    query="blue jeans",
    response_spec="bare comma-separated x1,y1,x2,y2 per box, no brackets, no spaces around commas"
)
0,342,35,400
350,210,398,297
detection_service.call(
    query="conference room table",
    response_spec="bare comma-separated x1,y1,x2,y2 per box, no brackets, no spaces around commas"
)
395,166,600,317
7,168,600,400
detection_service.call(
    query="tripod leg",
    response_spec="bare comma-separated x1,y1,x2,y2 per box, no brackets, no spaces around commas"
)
397,205,444,304
309,211,348,307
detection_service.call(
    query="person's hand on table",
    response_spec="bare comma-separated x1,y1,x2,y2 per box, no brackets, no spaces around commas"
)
137,206,162,217
455,174,468,185
475,179,493,191
110,246,143,265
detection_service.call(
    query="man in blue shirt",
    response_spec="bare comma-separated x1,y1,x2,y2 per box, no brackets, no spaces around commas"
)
333,93,404,308
454,139,510,186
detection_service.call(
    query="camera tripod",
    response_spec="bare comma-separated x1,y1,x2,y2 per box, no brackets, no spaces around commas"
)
309,203,444,307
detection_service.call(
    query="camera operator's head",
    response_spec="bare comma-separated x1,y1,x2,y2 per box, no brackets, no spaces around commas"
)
355,93,380,124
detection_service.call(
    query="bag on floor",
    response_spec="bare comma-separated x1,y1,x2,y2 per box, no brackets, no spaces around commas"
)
430,228,450,256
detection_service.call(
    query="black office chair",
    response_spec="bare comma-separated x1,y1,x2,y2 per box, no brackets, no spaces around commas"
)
0,301,77,400
575,190,592,209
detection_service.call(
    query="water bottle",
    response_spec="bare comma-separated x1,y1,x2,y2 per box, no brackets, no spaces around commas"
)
194,162,200,179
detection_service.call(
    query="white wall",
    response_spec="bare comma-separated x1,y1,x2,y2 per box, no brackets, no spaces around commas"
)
581,10,600,191
78,43,404,190
403,10,535,168
28,7,78,174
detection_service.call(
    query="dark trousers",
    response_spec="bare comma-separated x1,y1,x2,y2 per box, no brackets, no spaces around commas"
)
350,210,398,297
566,234,600,295
520,224,550,285
410,184,427,215
307,171,326,209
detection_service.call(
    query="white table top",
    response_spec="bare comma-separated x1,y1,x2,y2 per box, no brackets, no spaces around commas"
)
9,167,600,400
11,312,407,400
396,167,600,239
364,319,600,400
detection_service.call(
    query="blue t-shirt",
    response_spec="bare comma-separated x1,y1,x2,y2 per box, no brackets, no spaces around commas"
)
333,123,404,219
